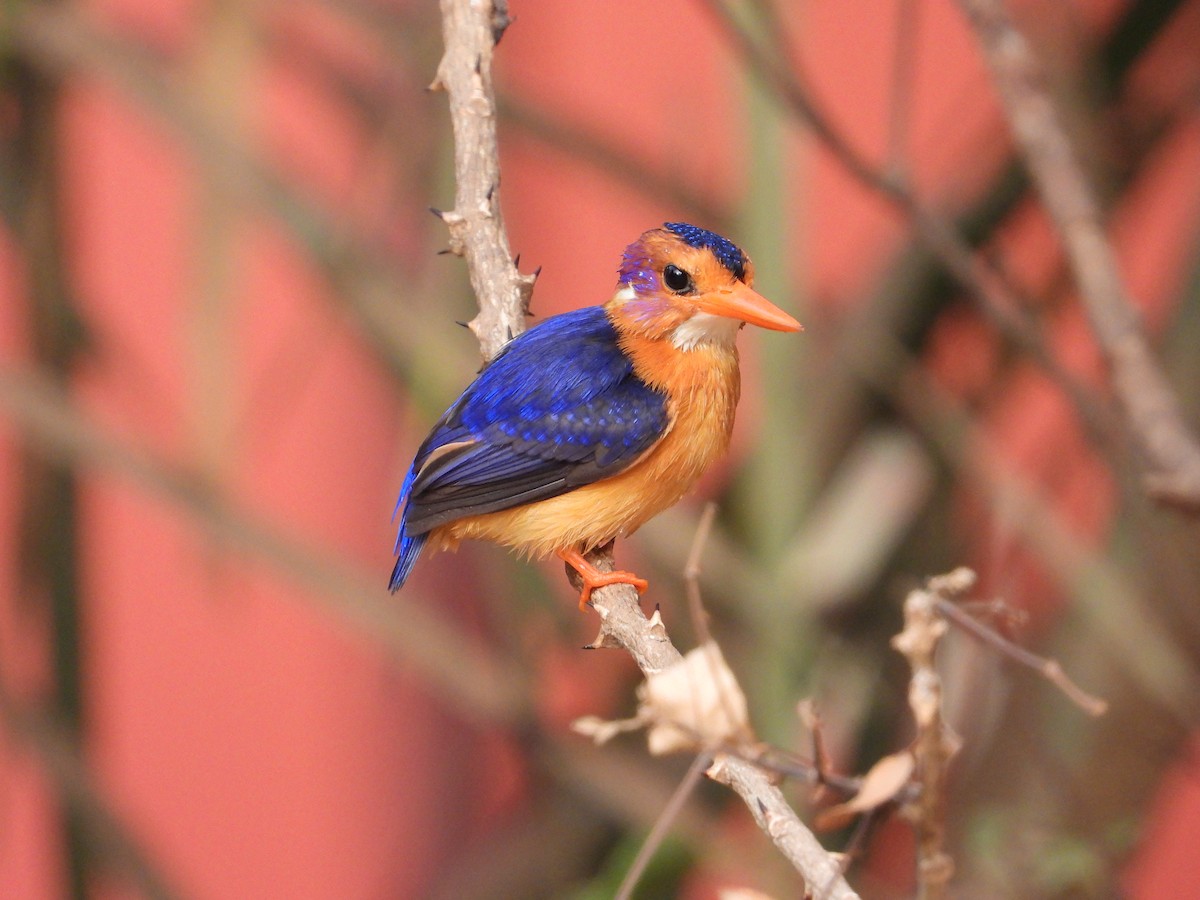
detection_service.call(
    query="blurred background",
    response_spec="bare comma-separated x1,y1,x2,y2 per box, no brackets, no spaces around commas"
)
1,0,1199,896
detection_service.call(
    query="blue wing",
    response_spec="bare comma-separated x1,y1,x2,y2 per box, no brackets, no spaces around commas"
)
390,306,669,590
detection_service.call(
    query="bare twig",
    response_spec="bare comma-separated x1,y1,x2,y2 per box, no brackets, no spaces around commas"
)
431,0,535,360
707,752,857,900
934,597,1108,716
739,741,872,801
891,568,975,899
798,701,836,800
956,0,1200,512
877,338,1200,721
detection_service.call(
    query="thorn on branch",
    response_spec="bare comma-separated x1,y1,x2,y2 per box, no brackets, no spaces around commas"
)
491,1,513,44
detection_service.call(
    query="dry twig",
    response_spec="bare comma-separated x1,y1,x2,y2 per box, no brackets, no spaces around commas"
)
891,569,975,900
891,567,1108,898
934,597,1108,717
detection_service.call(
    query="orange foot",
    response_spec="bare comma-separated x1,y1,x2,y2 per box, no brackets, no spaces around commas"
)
556,547,648,611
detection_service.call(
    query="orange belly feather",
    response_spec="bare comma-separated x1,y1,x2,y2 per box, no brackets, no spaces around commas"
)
429,335,741,558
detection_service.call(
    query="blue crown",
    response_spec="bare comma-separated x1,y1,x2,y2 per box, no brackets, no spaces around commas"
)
664,222,746,280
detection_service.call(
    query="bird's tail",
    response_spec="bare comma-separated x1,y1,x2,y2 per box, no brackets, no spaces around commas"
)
389,468,424,591
389,529,427,592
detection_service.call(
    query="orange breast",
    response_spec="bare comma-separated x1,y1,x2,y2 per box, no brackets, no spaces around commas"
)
430,336,741,558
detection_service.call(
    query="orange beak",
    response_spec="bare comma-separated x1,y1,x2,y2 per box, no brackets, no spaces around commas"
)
695,283,803,332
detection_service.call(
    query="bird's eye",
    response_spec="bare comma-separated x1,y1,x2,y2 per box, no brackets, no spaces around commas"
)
662,264,693,294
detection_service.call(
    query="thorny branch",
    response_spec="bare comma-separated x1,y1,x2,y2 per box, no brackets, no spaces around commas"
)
433,1,856,896
956,0,1200,511
431,0,535,361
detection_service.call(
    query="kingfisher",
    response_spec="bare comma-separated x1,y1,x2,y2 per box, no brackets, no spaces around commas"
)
390,222,801,609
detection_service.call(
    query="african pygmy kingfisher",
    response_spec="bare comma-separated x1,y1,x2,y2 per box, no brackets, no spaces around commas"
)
390,223,802,609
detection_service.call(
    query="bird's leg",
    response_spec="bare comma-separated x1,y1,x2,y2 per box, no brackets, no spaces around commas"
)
556,547,648,611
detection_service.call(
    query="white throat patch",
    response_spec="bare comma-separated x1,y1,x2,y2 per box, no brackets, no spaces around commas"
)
671,312,741,351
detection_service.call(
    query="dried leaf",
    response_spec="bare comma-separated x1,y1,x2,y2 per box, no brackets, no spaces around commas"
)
639,641,751,755
816,750,914,831
570,713,646,745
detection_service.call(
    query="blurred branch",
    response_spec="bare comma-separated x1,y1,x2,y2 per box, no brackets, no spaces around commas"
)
957,0,1200,512
496,94,732,229
884,0,921,181
695,0,1180,501
273,3,729,232
5,2,428,379
0,366,529,725
184,0,257,483
6,35,92,894
433,1,855,895
0,671,181,900
614,752,709,900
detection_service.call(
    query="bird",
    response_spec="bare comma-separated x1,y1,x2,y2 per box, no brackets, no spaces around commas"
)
390,222,801,609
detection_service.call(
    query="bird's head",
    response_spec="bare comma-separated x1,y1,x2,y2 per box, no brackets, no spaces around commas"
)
607,222,801,349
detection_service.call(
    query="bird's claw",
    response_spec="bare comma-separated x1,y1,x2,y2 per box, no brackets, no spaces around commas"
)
576,570,649,611
558,547,648,612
